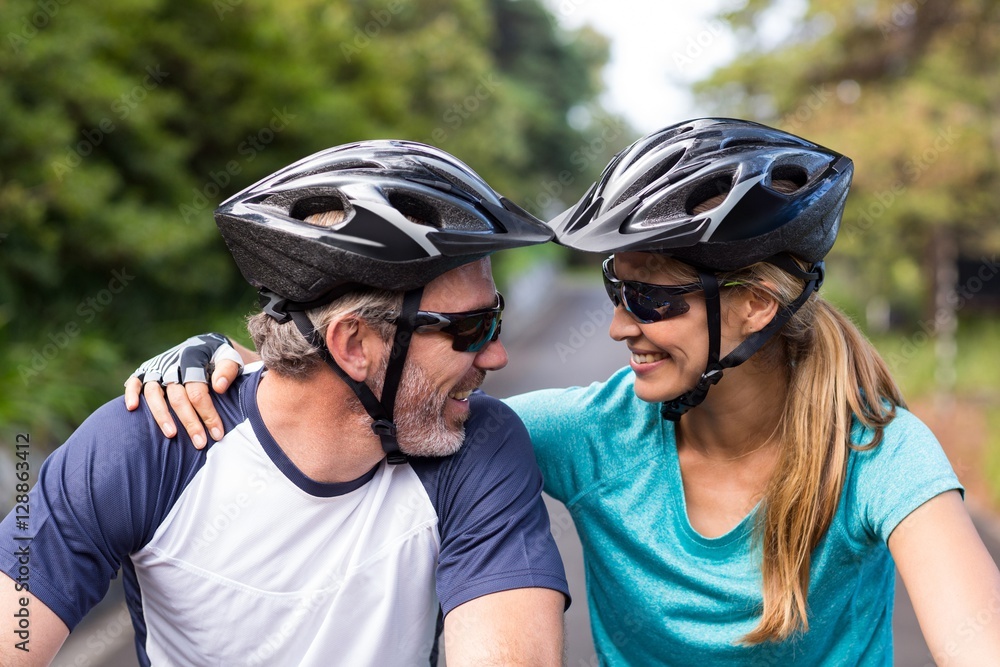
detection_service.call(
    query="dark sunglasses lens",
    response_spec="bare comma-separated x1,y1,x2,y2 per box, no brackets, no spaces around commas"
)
622,284,690,323
603,257,692,323
448,312,500,352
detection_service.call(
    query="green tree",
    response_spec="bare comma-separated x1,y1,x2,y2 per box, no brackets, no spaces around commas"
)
694,0,1000,323
0,0,614,442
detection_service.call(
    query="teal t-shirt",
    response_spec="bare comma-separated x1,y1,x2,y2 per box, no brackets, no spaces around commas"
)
504,367,962,666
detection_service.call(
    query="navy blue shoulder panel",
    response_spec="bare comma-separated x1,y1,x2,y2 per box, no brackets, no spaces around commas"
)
408,391,570,615
0,373,252,636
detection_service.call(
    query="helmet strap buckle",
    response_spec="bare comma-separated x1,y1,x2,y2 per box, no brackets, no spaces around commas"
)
258,289,292,324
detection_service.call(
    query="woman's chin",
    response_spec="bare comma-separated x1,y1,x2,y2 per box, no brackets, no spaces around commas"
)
632,379,681,405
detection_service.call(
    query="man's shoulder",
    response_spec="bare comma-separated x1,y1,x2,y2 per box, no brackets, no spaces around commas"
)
466,390,525,433
407,391,537,483
43,370,262,510
458,391,534,460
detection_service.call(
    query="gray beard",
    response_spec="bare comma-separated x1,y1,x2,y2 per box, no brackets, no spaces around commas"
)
358,350,477,458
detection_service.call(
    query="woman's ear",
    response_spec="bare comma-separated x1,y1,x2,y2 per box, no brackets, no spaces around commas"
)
325,317,383,382
740,285,780,335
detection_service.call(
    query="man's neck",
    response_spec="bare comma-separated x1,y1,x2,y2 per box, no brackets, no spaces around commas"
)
255,370,385,484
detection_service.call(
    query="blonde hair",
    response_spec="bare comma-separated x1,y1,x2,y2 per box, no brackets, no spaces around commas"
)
668,256,905,644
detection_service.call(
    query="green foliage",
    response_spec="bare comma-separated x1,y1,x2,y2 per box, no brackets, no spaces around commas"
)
0,0,615,443
986,407,1000,508
869,316,1000,398
694,0,1000,312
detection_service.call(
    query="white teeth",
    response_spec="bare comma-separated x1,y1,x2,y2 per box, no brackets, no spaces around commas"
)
449,389,473,401
632,352,667,364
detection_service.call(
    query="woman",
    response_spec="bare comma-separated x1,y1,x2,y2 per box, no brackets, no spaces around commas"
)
128,119,1000,665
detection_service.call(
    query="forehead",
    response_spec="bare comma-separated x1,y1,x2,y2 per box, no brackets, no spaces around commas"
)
421,258,496,311
614,252,694,283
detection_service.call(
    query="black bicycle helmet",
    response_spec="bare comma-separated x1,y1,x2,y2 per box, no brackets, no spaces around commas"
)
550,118,854,420
214,140,553,461
550,117,853,270
217,139,552,302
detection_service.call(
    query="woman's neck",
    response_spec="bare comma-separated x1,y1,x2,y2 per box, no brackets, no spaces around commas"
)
677,356,788,462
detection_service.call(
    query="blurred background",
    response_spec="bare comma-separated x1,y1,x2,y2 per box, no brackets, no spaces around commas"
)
2,0,999,664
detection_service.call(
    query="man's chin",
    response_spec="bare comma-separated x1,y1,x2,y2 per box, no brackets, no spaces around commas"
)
397,424,466,458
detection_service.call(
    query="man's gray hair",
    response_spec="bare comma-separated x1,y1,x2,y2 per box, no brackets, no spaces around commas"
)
247,288,403,378
247,210,406,378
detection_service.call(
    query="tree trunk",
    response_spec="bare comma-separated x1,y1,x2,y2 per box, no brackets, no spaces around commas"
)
931,225,957,408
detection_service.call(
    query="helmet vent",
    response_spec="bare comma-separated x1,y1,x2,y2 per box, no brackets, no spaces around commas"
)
626,132,675,166
387,192,442,228
332,159,383,171
303,210,347,228
289,196,347,222
685,176,732,215
720,137,765,150
422,163,472,195
618,150,683,204
770,165,808,192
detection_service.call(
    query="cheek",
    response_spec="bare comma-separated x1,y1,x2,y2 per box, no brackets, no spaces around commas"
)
647,319,707,361
430,357,472,391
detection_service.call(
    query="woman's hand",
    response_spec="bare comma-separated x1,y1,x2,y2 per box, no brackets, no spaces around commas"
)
123,333,253,448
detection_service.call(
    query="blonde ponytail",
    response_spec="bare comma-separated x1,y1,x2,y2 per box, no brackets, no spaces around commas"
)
730,267,903,644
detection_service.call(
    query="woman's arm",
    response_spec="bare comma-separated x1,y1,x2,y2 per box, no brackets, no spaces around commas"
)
124,336,256,447
889,489,1000,666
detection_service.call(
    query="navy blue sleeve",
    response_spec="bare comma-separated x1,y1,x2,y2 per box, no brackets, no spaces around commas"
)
410,392,570,615
0,392,231,630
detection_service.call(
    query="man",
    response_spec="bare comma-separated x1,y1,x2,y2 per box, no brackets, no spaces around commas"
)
0,141,569,666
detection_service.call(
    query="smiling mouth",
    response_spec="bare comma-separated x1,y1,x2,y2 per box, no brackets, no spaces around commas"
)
631,352,668,364
448,389,474,401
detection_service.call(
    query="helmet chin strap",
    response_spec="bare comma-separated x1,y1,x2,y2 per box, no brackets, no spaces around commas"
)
660,257,825,422
260,287,424,464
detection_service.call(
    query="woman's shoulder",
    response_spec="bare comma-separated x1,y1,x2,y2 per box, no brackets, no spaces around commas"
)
504,366,646,422
842,404,963,545
850,404,938,453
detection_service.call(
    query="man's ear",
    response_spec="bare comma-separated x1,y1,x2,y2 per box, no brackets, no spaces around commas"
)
325,317,384,382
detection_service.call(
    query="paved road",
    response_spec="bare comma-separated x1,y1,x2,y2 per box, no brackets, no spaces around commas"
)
53,272,999,666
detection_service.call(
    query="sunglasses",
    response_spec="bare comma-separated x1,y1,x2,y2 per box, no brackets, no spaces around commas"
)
602,256,702,324
401,292,504,352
